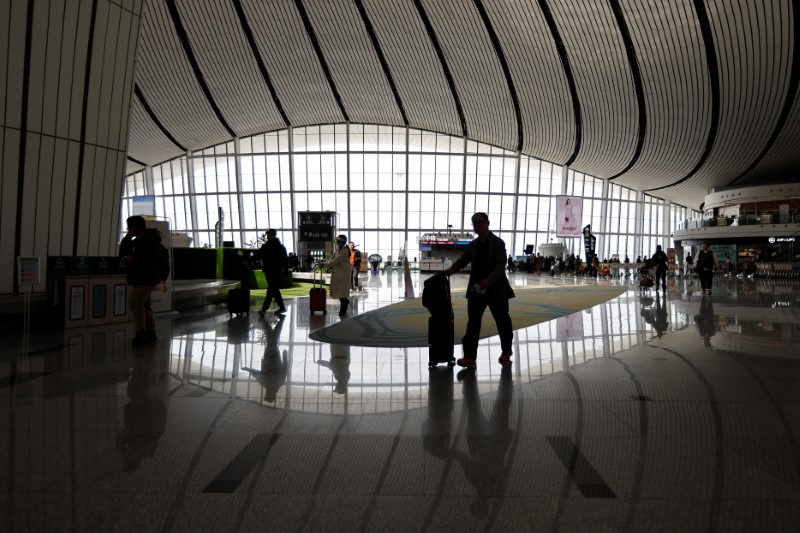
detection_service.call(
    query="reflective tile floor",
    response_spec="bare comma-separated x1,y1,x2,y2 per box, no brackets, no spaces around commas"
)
2,271,800,531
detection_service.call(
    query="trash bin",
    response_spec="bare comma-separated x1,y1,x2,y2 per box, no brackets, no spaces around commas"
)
368,254,382,272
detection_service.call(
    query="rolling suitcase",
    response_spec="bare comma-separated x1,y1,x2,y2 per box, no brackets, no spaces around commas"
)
309,270,327,314
428,314,455,367
228,288,250,316
423,273,455,367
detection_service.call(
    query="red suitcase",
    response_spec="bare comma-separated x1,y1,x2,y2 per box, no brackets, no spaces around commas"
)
309,270,327,314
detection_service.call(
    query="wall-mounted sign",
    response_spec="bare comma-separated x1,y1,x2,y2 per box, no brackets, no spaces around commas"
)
17,256,40,286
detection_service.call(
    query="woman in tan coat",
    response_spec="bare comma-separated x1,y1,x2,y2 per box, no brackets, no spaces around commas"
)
325,235,352,316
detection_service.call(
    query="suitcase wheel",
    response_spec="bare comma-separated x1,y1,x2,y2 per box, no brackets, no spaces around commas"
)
323,310,327,314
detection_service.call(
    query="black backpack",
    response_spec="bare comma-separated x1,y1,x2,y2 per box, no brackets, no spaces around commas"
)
158,244,170,281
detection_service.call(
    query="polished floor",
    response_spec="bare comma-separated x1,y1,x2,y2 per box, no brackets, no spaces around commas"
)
2,270,800,531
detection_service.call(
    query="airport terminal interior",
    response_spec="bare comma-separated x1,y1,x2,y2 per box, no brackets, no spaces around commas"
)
3,271,800,530
2,0,800,531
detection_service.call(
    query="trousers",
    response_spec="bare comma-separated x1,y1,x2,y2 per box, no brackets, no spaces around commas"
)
461,294,513,358
129,284,157,333
262,272,285,310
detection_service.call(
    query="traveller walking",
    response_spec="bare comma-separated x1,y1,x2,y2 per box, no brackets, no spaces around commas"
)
255,229,288,317
696,242,717,295
445,212,515,370
652,245,668,291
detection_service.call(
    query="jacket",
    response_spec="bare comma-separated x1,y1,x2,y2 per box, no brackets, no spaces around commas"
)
696,249,717,271
328,245,351,299
120,231,161,286
652,250,668,272
256,239,288,276
450,232,515,300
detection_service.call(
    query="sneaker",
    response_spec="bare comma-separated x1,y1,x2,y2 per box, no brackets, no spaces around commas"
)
457,357,476,369
275,308,286,315
498,353,513,366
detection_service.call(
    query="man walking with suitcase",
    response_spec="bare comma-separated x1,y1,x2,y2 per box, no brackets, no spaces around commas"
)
256,229,288,317
445,212,515,371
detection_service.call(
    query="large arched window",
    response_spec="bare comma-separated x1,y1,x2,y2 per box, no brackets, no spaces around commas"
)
122,124,693,260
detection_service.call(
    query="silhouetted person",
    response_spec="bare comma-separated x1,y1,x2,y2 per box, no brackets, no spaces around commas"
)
245,314,288,402
651,293,669,338
317,344,351,394
453,366,514,518
445,212,515,370
652,245,668,291
254,229,288,317
120,215,164,344
695,295,718,348
696,242,717,295
116,343,168,471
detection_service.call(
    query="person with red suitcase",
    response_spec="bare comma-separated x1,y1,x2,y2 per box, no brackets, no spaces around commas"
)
322,235,352,316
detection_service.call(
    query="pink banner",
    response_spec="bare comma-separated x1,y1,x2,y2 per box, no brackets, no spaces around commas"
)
556,196,582,237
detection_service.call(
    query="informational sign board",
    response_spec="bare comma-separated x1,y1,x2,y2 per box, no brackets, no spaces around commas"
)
17,256,40,286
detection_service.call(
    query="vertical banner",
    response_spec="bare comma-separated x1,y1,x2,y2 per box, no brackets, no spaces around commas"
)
556,196,582,237
583,225,596,259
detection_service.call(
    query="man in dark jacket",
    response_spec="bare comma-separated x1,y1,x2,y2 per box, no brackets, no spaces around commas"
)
120,216,162,344
652,244,668,291
696,242,717,295
255,229,288,317
445,212,515,371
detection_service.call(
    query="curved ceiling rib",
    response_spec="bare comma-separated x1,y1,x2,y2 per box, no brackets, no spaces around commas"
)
127,156,147,168
292,0,349,122
411,0,467,137
646,0,720,193
122,2,800,210
232,0,290,128
607,0,646,181
728,0,800,186
473,0,523,152
353,0,408,126
133,84,186,152
164,0,236,138
538,0,581,166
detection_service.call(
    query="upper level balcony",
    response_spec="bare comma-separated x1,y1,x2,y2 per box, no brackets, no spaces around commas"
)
673,216,800,243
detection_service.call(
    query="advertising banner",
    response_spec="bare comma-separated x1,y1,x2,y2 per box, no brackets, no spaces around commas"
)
556,196,582,237
583,225,596,259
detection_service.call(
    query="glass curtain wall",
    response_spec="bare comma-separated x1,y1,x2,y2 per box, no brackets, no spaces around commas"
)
122,124,695,260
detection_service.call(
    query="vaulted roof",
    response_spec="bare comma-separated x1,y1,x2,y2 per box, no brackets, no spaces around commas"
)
126,0,800,209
